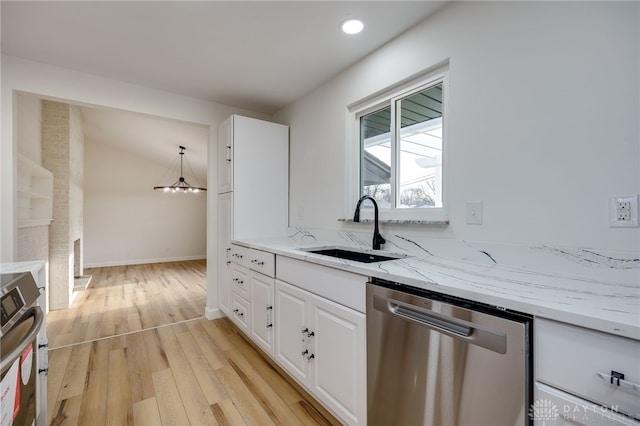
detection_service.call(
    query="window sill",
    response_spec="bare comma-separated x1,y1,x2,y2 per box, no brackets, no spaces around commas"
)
338,218,449,225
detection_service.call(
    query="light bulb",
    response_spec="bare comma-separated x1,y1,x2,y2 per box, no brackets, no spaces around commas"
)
341,19,363,35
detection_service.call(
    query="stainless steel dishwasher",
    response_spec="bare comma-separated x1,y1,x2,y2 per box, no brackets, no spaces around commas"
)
367,278,532,426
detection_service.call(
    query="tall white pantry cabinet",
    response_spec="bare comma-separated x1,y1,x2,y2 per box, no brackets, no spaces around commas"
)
216,115,289,316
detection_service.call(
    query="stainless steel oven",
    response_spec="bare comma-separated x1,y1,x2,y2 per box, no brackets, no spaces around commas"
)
1,272,45,426
367,278,532,426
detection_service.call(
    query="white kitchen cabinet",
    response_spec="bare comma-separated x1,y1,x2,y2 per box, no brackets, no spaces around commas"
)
535,382,639,426
534,318,640,425
230,292,250,334
217,192,232,315
275,279,312,384
228,244,276,356
217,116,233,193
274,278,366,426
216,115,288,318
310,294,366,426
215,114,288,238
250,272,275,356
230,262,250,299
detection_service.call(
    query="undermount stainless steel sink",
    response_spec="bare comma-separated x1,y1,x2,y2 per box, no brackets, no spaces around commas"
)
300,246,406,263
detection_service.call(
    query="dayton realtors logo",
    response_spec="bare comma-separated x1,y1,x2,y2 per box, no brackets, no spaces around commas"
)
529,399,631,425
529,399,560,425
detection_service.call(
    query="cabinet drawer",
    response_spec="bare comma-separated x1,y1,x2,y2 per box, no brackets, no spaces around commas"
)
230,294,250,334
276,256,366,313
230,244,250,268
535,382,640,426
247,249,275,277
230,264,250,299
231,244,275,277
535,318,640,419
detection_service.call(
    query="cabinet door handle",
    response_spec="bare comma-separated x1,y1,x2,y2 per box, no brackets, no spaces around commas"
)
266,305,273,311
225,145,232,162
266,323,273,328
225,248,231,264
596,372,640,393
306,353,315,361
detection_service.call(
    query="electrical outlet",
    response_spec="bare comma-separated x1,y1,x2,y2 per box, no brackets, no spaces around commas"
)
609,195,639,227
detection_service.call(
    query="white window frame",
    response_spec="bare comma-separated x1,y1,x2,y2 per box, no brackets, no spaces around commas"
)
345,64,450,223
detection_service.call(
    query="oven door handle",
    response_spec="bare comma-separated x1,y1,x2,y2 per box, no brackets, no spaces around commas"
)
0,306,44,373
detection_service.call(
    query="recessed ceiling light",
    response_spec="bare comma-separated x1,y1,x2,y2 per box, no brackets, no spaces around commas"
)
341,19,364,35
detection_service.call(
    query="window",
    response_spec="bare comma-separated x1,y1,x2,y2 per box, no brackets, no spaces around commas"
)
349,67,448,222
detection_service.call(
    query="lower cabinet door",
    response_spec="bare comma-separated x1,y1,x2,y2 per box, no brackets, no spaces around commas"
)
272,276,368,425
310,295,366,426
250,272,274,357
274,280,310,385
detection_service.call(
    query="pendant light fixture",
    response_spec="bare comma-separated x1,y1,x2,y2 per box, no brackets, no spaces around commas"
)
154,145,206,193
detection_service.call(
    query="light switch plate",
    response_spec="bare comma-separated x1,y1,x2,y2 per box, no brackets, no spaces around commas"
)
609,195,639,227
466,201,483,225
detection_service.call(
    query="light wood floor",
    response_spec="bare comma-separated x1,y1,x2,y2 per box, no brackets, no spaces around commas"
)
47,260,208,349
46,261,339,426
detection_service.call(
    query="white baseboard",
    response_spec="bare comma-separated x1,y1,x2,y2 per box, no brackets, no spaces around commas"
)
205,306,224,320
84,255,206,268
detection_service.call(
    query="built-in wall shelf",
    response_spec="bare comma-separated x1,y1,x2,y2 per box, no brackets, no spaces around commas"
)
17,154,54,228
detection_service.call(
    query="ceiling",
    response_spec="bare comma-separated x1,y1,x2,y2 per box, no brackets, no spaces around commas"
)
2,1,447,180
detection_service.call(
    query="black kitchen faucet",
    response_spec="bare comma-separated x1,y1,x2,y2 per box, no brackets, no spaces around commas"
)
353,195,385,250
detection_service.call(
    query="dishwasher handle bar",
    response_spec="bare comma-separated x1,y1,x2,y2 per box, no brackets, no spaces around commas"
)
373,294,507,354
0,306,44,374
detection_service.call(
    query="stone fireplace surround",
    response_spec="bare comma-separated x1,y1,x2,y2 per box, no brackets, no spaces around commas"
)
40,100,85,310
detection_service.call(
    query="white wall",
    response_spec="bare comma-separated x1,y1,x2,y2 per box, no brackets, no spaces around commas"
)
16,93,41,162
83,135,207,267
275,1,640,252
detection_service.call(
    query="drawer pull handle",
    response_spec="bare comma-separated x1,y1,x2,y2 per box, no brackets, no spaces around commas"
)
596,371,640,393
611,370,624,386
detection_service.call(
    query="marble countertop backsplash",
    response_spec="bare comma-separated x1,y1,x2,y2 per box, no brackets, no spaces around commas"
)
234,227,640,341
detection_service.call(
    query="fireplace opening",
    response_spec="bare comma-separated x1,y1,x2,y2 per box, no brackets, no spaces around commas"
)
73,238,91,290
74,238,81,278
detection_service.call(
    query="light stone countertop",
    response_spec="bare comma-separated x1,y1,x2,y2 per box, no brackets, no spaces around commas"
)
234,228,640,341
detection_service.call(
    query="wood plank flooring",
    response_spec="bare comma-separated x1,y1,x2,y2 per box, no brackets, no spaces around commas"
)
47,261,208,349
46,261,340,426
